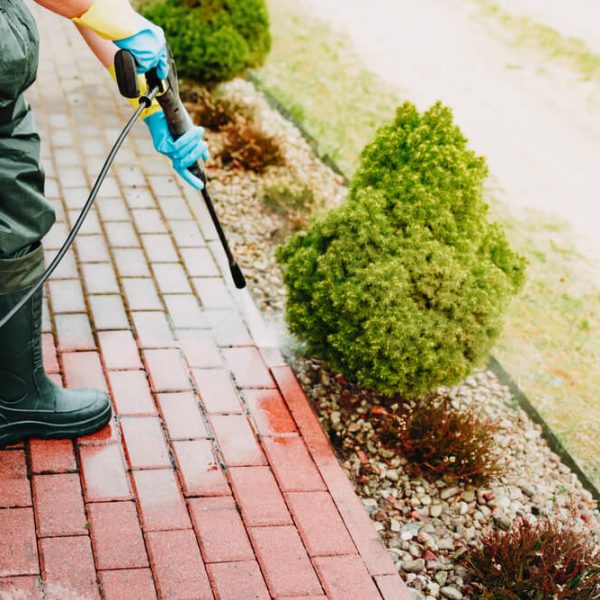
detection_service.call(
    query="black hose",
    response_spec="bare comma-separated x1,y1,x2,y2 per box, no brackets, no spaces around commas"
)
0,89,157,330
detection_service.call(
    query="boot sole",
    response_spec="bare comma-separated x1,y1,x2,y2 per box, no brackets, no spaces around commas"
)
0,403,112,448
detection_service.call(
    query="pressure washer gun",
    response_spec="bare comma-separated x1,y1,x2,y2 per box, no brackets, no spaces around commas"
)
114,49,246,289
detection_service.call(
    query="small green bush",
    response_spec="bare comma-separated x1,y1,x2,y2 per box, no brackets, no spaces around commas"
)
139,0,271,84
261,178,321,234
277,102,526,398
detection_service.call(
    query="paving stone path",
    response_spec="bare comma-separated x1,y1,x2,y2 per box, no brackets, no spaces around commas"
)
0,5,409,599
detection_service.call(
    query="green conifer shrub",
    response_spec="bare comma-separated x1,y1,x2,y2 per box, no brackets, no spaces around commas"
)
277,102,526,398
139,0,271,84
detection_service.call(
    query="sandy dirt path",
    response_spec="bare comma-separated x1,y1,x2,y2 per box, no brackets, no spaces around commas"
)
295,0,600,283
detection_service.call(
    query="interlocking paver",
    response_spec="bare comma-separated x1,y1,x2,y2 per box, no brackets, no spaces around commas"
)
144,349,191,392
157,393,208,440
12,6,410,597
261,437,325,493
99,569,157,600
0,508,38,576
164,294,206,329
132,469,191,531
173,440,230,497
194,369,241,413
88,501,148,570
48,279,86,313
142,234,179,263
40,536,100,600
177,329,223,368
228,467,291,527
313,555,383,600
210,416,266,467
89,295,129,330
113,248,152,277
79,444,131,502
55,313,96,352
0,576,43,598
121,417,170,469
249,526,323,597
62,352,107,392
0,451,31,507
108,370,157,415
122,278,163,310
244,389,298,437
146,529,212,600
189,496,254,563
224,347,275,388
98,330,143,371
75,234,111,262
206,561,270,600
193,278,234,309
133,210,168,234
285,492,357,557
132,311,176,348
29,440,76,475
32,474,87,537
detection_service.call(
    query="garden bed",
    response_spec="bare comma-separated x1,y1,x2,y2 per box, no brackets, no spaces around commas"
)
184,78,600,599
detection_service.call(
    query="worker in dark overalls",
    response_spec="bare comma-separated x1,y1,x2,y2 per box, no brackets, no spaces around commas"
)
0,0,207,446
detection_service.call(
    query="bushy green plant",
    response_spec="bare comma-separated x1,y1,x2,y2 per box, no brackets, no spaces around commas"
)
277,102,526,398
139,0,271,84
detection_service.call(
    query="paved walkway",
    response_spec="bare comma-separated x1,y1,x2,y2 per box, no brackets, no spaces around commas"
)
0,6,408,600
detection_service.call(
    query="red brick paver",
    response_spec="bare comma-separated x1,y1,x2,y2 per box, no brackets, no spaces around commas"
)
0,5,411,598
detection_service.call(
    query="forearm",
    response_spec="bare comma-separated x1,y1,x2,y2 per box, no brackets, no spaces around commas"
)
77,25,116,69
34,0,92,19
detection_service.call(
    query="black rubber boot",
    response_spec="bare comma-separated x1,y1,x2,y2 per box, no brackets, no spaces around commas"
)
0,245,112,448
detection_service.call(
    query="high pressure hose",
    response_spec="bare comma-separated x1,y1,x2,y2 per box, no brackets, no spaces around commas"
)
0,89,157,331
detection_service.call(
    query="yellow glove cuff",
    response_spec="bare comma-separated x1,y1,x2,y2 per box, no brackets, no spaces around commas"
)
107,65,162,120
73,0,140,41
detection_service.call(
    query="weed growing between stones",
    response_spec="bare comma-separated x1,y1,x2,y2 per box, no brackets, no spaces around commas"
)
464,516,600,599
260,178,322,237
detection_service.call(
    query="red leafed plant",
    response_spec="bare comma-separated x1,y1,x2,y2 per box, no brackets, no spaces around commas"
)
465,517,600,599
220,119,285,173
374,394,504,483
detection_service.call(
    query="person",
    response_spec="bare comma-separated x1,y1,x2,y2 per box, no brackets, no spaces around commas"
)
0,0,207,447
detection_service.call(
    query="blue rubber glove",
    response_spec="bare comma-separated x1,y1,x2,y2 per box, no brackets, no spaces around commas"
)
114,16,169,80
145,111,209,190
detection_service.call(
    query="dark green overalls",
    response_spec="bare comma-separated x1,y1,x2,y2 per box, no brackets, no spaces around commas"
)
0,0,54,268
0,0,111,447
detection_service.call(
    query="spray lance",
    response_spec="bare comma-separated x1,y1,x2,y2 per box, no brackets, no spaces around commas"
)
0,49,246,331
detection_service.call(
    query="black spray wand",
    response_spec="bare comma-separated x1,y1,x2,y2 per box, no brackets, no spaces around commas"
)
114,49,246,289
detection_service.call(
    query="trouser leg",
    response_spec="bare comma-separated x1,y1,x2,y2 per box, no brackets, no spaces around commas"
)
0,95,55,264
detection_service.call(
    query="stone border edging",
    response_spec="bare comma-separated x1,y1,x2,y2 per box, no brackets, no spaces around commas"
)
489,357,600,506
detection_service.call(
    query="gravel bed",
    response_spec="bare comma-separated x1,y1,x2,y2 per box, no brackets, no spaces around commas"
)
193,77,600,598
290,356,600,598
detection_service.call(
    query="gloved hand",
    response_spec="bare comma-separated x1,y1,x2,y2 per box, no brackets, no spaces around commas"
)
145,111,210,190
73,0,168,79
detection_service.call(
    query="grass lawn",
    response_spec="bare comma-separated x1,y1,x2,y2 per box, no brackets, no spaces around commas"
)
255,0,600,488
